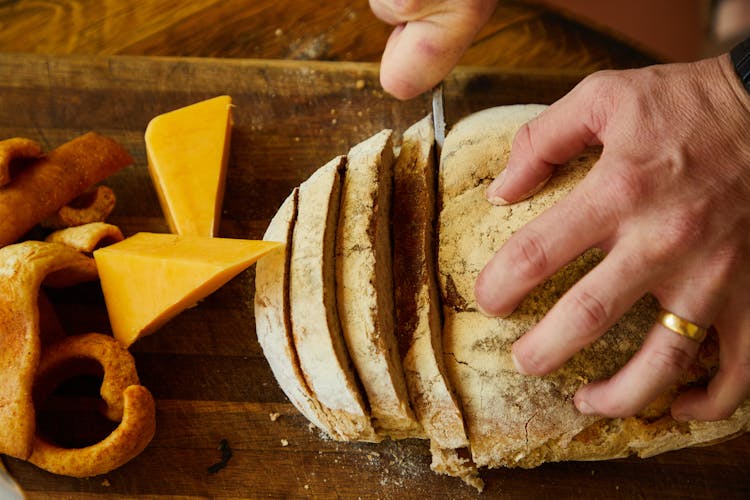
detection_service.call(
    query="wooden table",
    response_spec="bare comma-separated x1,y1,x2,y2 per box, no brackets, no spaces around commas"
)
0,0,656,70
2,1,748,499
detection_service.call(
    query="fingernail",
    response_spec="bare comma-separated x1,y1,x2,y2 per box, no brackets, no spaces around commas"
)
476,301,494,317
511,351,529,375
518,175,552,201
476,301,510,318
674,413,693,422
576,399,596,415
487,193,510,206
486,169,509,205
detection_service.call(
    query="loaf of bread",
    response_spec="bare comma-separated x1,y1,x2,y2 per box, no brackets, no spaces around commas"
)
255,105,750,490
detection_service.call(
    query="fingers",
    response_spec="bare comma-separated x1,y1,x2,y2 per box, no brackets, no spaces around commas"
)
510,242,653,376
574,320,703,418
486,75,607,205
671,295,750,421
371,0,497,99
475,170,616,317
379,21,462,99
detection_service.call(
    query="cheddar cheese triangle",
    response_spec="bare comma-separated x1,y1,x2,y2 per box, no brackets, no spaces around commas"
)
145,95,233,237
94,232,280,347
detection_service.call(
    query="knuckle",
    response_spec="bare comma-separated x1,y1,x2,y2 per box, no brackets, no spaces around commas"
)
649,209,706,259
647,342,695,375
566,290,611,338
605,166,651,211
507,230,549,282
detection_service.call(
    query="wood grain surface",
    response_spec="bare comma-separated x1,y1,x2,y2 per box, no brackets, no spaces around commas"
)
0,0,656,70
0,1,744,499
0,52,748,500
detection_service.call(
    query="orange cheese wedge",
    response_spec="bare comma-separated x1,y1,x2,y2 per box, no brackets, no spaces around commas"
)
94,232,281,347
145,95,233,237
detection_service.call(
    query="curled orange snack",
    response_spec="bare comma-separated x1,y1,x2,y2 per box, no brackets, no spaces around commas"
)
29,333,156,477
0,132,132,248
45,222,124,254
0,241,98,460
42,185,117,230
0,137,42,187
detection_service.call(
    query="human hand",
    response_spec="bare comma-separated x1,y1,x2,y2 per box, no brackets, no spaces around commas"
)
369,0,497,99
475,54,750,421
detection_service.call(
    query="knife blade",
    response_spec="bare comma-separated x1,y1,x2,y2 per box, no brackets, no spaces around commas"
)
0,461,24,500
431,82,446,157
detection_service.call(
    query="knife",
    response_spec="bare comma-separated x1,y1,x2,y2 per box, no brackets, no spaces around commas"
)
0,461,24,500
431,82,446,158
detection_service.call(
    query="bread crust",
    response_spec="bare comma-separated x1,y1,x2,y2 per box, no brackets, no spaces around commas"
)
336,130,421,438
393,116,468,449
290,157,379,442
255,188,343,437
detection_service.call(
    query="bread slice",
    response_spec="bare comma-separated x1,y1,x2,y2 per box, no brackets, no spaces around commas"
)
290,157,379,442
438,105,750,468
392,115,468,449
336,130,422,438
255,188,340,437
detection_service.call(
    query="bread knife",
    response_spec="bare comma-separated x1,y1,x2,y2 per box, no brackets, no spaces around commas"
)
431,82,446,157
0,463,24,500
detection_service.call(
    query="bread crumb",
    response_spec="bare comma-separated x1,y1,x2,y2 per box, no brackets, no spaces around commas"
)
269,412,281,421
275,28,283,37
281,439,289,447
331,118,337,125
101,479,111,487
355,79,365,90
304,484,309,490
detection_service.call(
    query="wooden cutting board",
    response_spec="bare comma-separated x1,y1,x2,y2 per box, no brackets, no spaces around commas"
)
1,52,748,499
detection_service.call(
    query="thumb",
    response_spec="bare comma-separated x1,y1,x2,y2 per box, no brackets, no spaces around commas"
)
373,0,497,99
486,79,604,205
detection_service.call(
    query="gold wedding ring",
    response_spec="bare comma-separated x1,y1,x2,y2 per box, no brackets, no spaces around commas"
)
657,309,708,343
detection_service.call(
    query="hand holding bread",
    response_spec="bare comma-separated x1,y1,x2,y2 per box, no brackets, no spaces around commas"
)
479,54,750,423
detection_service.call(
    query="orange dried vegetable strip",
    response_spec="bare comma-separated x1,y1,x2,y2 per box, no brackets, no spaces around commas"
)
0,241,98,460
28,334,155,478
42,185,117,229
0,132,132,248
45,222,124,254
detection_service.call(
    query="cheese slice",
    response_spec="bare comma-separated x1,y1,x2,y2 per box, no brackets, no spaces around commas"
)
145,95,233,237
94,232,280,347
